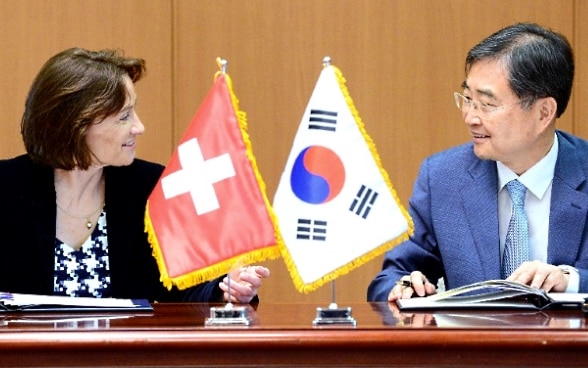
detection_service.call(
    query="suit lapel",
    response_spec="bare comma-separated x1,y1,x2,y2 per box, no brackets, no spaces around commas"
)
29,159,59,293
548,133,588,264
460,158,502,280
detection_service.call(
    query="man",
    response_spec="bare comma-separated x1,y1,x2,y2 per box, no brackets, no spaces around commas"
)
367,23,588,302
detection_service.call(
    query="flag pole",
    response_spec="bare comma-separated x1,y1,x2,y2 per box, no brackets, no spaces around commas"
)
310,57,356,327
217,58,233,308
204,57,252,327
330,280,337,308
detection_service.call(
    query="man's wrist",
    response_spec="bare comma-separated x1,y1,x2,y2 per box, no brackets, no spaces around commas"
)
558,265,579,293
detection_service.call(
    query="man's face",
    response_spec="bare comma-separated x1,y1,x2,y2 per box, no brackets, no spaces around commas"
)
461,59,547,174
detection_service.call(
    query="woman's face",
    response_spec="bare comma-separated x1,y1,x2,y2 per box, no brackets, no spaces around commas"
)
85,75,145,168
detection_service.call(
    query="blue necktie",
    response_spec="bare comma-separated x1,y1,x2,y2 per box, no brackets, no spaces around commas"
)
502,179,530,279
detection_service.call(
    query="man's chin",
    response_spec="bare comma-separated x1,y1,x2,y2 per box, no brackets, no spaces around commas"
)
472,148,494,161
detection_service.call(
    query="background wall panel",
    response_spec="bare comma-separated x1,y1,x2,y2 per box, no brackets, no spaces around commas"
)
0,0,173,163
575,1,588,138
0,0,583,305
172,0,577,303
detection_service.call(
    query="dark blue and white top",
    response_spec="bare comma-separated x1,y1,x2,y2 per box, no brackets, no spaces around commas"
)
53,211,110,298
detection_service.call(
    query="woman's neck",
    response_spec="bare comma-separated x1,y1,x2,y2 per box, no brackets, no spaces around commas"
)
54,167,105,204
54,167,106,250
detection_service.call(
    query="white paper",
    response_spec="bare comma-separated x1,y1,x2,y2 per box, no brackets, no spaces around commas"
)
0,292,136,307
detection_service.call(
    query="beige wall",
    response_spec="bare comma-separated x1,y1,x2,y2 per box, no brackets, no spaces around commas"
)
0,0,584,303
0,0,174,164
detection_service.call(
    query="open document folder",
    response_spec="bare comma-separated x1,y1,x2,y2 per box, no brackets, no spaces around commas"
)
396,280,588,311
0,292,152,313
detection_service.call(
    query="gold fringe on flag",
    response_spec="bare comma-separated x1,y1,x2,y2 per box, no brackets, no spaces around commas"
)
145,67,283,291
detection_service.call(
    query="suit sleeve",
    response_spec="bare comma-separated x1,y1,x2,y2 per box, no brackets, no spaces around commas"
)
367,157,445,301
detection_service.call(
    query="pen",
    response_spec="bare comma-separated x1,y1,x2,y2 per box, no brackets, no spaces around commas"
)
396,280,412,288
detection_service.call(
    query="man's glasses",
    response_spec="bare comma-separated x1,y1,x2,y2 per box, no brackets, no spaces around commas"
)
454,92,522,120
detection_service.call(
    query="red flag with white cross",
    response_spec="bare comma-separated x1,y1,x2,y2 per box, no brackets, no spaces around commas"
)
145,63,282,290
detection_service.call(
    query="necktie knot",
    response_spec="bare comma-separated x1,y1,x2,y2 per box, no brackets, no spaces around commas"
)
506,179,526,207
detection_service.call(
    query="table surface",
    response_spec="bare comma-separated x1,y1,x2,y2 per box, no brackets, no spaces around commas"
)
1,301,587,367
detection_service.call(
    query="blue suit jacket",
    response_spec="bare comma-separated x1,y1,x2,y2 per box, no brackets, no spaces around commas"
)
367,130,588,301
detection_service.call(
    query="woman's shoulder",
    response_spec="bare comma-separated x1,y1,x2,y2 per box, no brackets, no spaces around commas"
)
0,154,33,171
0,154,51,186
107,159,164,178
128,158,165,174
104,159,164,191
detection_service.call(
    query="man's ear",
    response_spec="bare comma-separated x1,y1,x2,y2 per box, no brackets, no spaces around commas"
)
537,97,557,129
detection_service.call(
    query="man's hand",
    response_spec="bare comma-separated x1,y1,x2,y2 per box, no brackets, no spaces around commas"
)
507,260,569,292
388,271,437,302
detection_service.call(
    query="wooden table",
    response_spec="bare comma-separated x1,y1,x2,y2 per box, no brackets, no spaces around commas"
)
1,302,587,367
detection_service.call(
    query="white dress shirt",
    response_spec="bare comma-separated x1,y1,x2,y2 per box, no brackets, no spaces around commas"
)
496,134,578,292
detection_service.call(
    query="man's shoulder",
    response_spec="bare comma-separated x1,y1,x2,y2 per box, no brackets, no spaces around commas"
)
558,130,588,152
427,142,477,166
555,131,588,181
419,142,495,184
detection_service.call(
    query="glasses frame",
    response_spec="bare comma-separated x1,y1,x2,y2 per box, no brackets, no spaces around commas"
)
454,92,523,120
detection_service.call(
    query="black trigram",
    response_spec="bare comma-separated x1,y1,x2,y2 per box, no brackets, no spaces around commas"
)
349,185,378,219
296,218,327,241
308,109,337,132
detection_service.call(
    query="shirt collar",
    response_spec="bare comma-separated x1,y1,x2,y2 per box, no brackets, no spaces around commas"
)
497,133,558,199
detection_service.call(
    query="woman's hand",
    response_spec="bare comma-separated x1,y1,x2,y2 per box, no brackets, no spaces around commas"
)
219,265,270,303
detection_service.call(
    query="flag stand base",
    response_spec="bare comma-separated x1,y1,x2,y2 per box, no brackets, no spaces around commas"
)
205,303,251,327
312,303,357,327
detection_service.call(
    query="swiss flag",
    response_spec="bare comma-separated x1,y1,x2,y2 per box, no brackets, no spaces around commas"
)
145,70,281,290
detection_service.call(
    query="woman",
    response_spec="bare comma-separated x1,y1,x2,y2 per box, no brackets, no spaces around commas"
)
0,48,269,302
